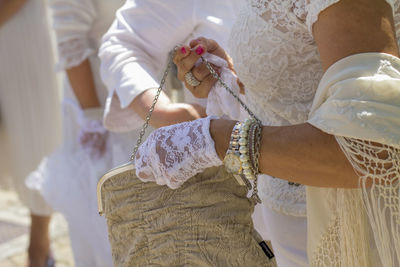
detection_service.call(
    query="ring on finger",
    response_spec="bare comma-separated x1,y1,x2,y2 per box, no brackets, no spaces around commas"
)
184,71,201,87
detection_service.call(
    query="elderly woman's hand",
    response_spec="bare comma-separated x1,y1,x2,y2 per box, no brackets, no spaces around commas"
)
173,37,235,98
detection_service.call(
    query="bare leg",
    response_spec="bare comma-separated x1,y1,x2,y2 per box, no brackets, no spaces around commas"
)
28,214,51,267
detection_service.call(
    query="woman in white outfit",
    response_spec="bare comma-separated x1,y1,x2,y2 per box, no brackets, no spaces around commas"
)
100,0,243,131
100,0,308,264
26,0,127,266
0,0,61,266
28,0,248,266
100,1,308,266
135,0,400,266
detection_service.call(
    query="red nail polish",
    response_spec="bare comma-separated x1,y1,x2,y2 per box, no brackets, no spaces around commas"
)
195,46,204,55
181,46,186,54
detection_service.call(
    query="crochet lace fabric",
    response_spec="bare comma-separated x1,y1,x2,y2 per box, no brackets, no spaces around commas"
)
337,137,400,266
308,137,400,267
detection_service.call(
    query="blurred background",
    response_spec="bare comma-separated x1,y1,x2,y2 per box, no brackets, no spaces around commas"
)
0,123,73,266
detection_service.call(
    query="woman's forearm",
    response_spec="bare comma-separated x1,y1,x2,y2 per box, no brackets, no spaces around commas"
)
129,88,206,128
210,119,359,188
66,59,100,109
0,0,28,27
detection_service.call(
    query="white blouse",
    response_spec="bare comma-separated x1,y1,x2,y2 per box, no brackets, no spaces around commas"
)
99,0,244,132
51,0,125,106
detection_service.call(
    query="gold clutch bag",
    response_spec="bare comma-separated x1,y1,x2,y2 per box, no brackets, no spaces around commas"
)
97,50,276,266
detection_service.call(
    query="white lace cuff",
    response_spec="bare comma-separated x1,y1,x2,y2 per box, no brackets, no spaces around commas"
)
135,116,222,189
83,107,103,121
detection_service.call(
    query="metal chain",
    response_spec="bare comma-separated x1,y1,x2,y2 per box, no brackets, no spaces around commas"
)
201,57,262,125
201,56,264,202
129,49,262,163
130,47,177,161
251,123,262,203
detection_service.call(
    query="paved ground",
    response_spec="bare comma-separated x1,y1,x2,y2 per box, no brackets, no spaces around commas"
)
0,189,74,267
0,126,74,266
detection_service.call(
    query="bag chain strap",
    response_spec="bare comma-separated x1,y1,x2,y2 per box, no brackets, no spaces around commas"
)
129,47,262,161
129,48,176,161
201,56,261,125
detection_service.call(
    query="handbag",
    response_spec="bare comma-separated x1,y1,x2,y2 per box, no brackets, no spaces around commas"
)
97,49,277,266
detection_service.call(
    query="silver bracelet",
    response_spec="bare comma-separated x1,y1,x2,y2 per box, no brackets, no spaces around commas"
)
239,119,262,203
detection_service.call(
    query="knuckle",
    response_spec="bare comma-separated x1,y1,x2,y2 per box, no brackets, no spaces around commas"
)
182,60,193,72
191,67,202,78
192,65,208,79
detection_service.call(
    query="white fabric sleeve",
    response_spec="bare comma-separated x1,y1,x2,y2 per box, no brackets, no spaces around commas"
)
99,0,196,132
50,0,97,69
305,0,397,35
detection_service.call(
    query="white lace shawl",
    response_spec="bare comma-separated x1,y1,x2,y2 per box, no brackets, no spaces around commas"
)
308,53,400,266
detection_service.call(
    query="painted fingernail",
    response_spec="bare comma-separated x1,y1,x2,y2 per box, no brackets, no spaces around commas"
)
195,46,204,55
181,46,186,54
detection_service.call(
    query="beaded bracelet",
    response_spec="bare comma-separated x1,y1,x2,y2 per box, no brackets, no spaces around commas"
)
238,119,263,203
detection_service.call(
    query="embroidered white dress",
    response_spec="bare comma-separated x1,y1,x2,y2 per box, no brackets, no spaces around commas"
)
26,0,128,266
229,0,400,266
0,0,61,216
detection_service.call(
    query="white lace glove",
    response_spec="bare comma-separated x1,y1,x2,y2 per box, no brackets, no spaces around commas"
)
77,107,108,160
202,54,242,120
134,116,222,189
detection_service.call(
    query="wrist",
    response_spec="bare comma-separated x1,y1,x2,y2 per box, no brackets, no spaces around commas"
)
210,119,236,160
154,103,205,128
169,103,205,121
83,107,103,121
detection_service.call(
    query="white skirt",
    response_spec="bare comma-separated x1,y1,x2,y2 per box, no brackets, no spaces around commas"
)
27,98,141,267
0,0,61,215
253,203,309,267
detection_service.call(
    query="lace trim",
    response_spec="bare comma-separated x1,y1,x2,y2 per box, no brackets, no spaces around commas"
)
56,38,94,70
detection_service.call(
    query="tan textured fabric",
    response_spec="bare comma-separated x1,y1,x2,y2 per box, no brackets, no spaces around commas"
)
101,166,276,266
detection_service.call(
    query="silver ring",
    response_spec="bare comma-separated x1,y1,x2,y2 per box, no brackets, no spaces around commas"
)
184,71,201,87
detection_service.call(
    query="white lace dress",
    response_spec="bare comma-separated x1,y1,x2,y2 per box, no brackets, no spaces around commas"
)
229,0,400,266
26,0,129,266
